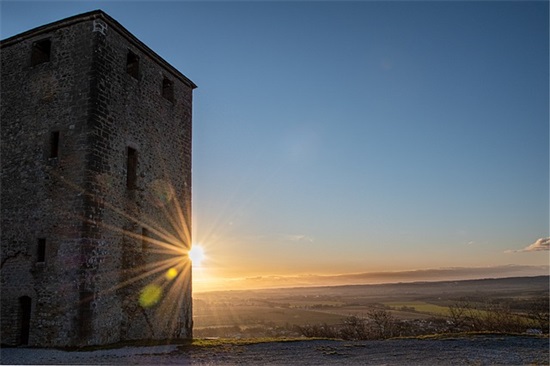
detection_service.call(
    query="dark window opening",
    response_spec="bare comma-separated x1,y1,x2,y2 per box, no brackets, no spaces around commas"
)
19,296,32,345
79,291,93,339
126,147,137,189
37,238,46,263
162,78,174,101
141,228,149,251
31,39,51,66
126,51,139,79
49,131,59,158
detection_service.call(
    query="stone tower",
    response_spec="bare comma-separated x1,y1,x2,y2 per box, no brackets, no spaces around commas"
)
1,10,196,347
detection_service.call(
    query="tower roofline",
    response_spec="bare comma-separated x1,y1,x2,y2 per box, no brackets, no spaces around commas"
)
1,10,197,89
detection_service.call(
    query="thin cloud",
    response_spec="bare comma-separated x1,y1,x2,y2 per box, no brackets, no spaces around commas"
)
284,234,314,243
505,238,549,253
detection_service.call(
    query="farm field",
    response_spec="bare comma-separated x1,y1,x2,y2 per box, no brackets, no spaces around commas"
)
383,301,451,316
193,276,549,338
194,303,344,328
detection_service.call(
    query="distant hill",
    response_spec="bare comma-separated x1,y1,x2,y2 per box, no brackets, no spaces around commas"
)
200,265,549,292
194,275,548,339
202,275,549,299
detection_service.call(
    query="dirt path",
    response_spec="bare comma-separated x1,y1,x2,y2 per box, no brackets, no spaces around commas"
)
1,335,548,365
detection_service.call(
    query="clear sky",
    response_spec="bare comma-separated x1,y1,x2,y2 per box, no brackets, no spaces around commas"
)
2,1,548,292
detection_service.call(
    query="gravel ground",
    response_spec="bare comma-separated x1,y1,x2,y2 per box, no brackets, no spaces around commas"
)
1,335,548,365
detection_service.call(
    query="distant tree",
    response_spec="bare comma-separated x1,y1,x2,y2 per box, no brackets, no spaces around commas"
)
528,297,549,334
448,301,471,331
366,309,396,339
295,323,338,338
480,302,524,333
340,315,367,340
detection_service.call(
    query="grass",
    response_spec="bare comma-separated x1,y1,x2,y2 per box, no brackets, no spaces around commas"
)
396,331,549,341
194,329,550,345
54,332,549,353
63,337,309,352
383,301,451,316
195,304,344,328
189,337,313,347
61,338,191,352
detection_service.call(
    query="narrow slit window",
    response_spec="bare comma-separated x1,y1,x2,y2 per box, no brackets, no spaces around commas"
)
126,147,137,189
162,78,174,101
141,228,149,251
50,131,59,158
79,291,93,338
37,238,46,263
31,39,51,66
126,51,139,79
19,296,32,346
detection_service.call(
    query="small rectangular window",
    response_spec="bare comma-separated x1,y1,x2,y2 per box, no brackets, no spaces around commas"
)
126,147,137,189
50,131,59,158
19,296,32,346
31,39,51,66
141,228,149,251
126,51,139,79
162,77,174,101
37,238,46,263
79,291,93,338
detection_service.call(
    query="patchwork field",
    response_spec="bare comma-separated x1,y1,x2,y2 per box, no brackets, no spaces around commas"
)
383,301,451,315
193,276,549,337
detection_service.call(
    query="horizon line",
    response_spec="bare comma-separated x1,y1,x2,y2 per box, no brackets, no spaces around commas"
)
194,264,549,293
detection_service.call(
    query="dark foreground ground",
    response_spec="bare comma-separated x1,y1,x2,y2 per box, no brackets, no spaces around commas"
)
1,335,548,365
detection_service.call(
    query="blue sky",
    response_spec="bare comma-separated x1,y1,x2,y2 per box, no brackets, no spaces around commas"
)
2,1,548,290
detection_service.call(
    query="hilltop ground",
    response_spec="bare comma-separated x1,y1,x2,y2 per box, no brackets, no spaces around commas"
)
3,277,547,364
1,335,548,365
193,276,549,338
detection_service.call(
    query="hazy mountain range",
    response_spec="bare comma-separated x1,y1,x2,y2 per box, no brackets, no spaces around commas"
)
216,265,549,291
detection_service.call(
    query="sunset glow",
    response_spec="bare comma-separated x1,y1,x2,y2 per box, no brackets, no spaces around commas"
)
4,1,547,296
189,245,205,267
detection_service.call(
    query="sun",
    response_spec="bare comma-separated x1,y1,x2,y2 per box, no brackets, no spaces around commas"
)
189,245,205,266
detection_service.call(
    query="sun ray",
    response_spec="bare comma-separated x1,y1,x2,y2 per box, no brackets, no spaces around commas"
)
80,219,183,254
0,118,187,338
172,194,192,248
90,256,186,298
160,199,187,245
40,149,198,340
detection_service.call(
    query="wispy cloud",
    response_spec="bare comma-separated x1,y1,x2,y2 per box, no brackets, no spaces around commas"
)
505,238,549,253
284,234,314,243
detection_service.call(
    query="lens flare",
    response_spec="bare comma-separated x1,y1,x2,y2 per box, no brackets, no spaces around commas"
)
49,140,196,338
165,267,178,280
149,179,175,207
139,284,162,308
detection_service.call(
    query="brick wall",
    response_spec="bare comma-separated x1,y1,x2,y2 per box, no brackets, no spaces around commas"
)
1,11,194,347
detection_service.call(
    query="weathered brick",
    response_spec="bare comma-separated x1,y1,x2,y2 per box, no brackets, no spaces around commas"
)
1,10,195,347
